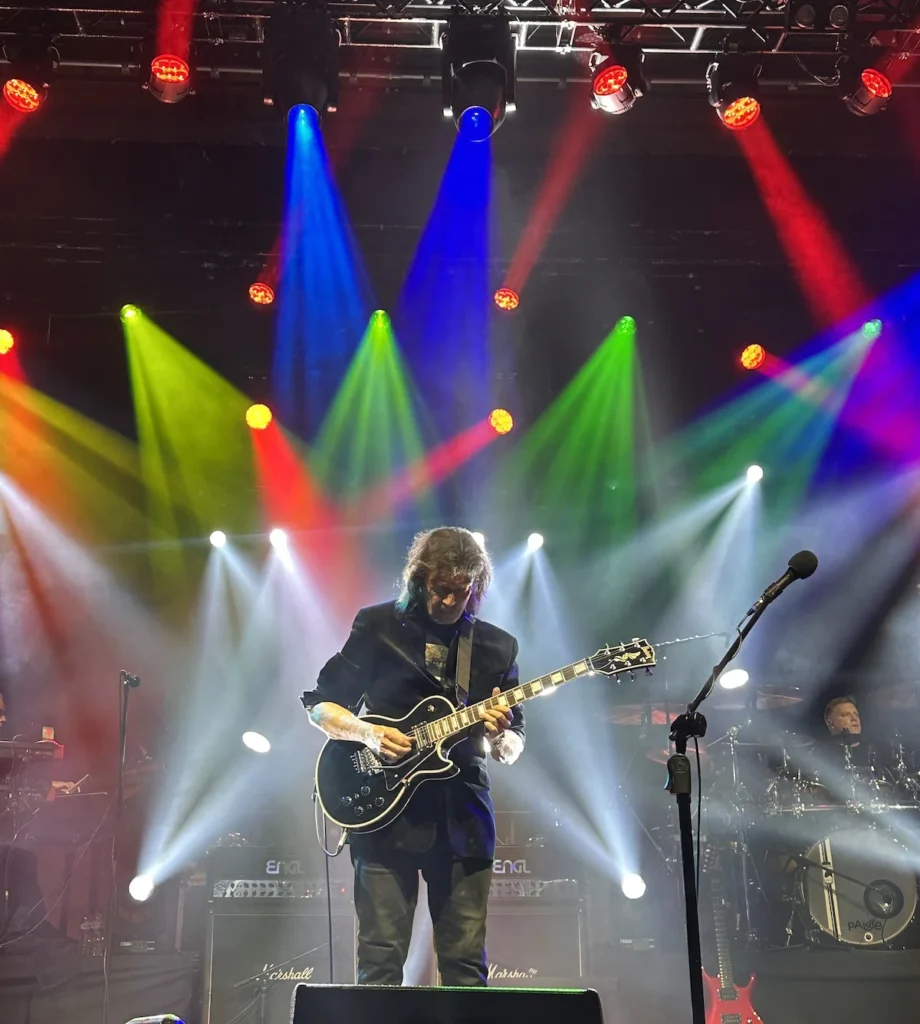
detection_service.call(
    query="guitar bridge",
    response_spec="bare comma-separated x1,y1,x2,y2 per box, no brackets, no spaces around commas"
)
353,748,384,775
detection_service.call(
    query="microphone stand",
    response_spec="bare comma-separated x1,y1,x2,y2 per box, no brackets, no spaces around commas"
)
666,603,769,1024
102,670,141,1024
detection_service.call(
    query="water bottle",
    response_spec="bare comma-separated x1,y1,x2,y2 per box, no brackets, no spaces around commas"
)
91,912,105,955
79,914,94,955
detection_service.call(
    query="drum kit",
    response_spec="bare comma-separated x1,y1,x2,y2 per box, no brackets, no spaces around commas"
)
614,681,920,950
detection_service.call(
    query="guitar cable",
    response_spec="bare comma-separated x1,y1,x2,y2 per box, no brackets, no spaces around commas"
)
313,785,346,984
694,736,703,894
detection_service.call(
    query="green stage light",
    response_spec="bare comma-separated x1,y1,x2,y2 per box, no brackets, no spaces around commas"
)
121,305,140,320
861,318,883,340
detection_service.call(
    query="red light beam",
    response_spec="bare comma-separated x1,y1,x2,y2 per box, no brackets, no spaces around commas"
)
250,424,333,534
502,92,605,296
351,419,497,521
0,103,25,162
735,118,870,330
156,0,197,64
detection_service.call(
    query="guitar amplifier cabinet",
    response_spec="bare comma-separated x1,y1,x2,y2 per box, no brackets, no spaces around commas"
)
485,900,585,986
201,904,356,1024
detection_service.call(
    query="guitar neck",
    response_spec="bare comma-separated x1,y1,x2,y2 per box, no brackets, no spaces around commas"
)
419,657,595,746
711,877,736,994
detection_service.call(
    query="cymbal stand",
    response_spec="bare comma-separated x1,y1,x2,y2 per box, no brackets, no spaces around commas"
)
891,736,919,795
725,729,757,946
842,742,861,809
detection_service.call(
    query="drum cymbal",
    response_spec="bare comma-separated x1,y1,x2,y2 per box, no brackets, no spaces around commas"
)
734,730,814,749
868,683,920,710
755,685,805,711
645,743,712,766
606,704,679,726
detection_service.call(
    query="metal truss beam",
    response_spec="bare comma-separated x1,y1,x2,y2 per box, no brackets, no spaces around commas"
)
0,0,918,60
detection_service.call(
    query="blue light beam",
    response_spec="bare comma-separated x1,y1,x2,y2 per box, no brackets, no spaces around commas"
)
396,131,494,430
273,104,372,436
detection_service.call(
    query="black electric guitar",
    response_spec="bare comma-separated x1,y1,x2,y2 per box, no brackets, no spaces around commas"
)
315,639,656,832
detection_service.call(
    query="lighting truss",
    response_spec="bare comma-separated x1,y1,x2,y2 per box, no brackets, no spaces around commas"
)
0,0,917,64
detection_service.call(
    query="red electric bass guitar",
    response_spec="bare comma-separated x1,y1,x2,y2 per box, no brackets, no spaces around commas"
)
703,853,763,1024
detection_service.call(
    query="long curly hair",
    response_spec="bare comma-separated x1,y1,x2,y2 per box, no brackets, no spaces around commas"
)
399,527,493,614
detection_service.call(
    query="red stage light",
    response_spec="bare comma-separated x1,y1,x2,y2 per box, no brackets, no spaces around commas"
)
593,65,629,97
3,78,42,114
148,55,191,104
249,282,275,306
152,55,189,85
489,409,513,435
740,343,766,371
0,329,15,355
721,96,760,131
494,287,519,311
861,69,892,100
246,404,273,430
590,48,646,115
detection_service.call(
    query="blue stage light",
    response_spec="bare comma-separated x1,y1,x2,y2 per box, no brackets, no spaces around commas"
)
459,106,493,142
441,16,515,139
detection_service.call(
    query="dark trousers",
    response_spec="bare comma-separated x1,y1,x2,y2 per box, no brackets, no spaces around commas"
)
352,843,492,986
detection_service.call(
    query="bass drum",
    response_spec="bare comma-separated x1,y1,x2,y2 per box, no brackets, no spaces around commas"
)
800,827,918,946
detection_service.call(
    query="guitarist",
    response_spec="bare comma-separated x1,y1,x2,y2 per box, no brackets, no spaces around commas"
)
303,527,524,986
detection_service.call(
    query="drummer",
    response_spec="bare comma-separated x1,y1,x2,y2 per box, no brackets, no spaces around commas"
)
822,695,870,767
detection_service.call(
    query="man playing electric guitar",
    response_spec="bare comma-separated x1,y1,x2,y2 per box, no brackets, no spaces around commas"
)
302,527,524,986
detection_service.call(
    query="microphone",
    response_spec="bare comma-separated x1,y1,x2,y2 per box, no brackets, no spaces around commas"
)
748,550,818,615
120,671,141,688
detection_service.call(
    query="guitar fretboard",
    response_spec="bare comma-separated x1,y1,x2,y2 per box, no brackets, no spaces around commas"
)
411,657,596,749
711,876,737,995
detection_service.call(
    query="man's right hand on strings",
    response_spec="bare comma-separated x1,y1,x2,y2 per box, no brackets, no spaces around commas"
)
369,724,413,763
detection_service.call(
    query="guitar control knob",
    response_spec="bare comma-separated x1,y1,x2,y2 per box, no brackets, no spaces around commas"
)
374,797,385,807
360,786,371,796
354,806,365,817
341,796,352,807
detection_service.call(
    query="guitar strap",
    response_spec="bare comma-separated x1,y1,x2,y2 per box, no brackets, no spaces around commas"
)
455,619,474,706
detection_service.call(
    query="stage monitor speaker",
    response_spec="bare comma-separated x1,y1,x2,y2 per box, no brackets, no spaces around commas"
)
292,984,604,1024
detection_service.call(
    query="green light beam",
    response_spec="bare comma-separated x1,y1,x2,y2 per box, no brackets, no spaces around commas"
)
123,311,259,587
312,311,433,514
514,316,639,542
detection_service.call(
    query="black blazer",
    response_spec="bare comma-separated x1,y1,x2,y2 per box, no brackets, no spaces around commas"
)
304,600,524,859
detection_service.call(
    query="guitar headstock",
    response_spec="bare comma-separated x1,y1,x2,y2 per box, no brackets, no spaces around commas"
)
589,638,656,677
